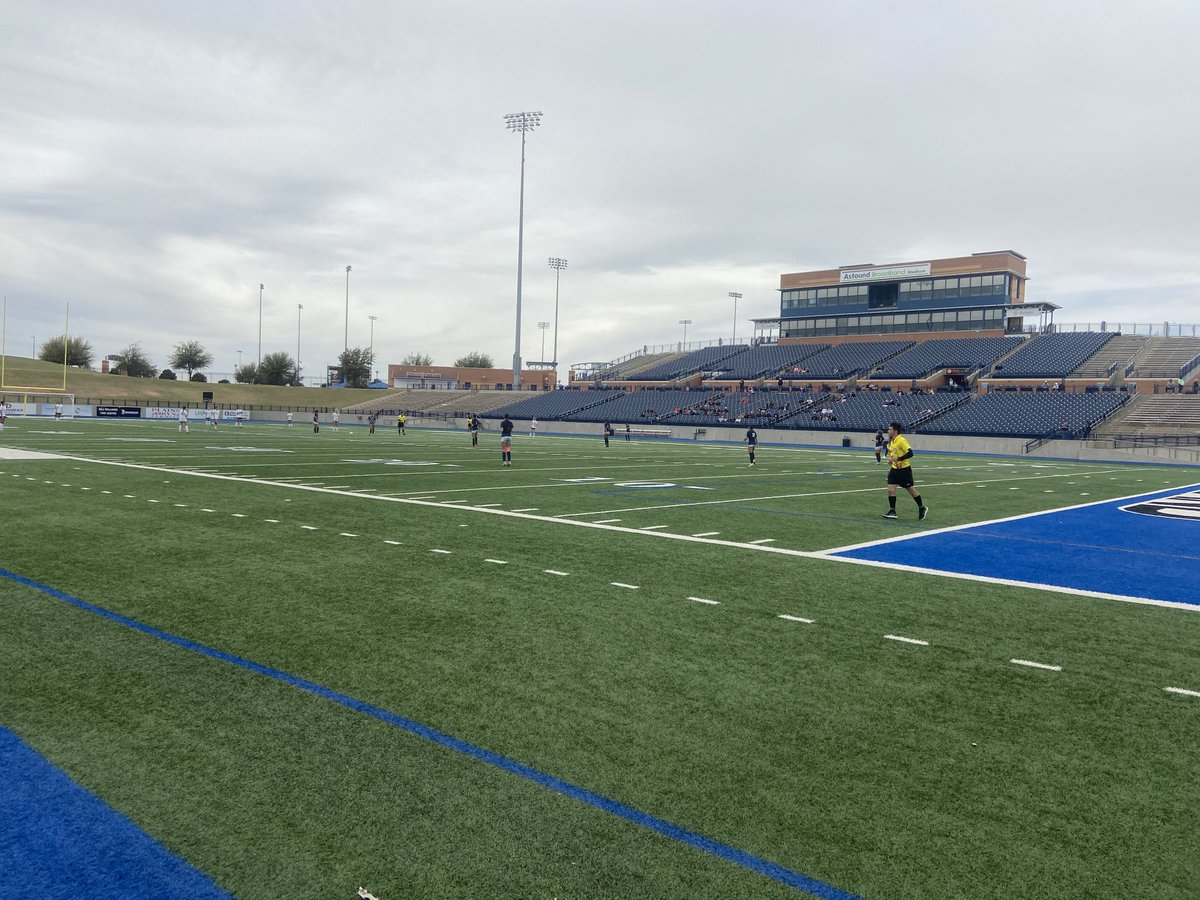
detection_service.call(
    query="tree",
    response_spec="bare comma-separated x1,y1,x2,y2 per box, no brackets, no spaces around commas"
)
337,347,374,388
169,340,214,379
454,352,494,368
38,335,94,368
257,351,297,386
159,368,178,380
110,343,156,378
400,352,433,366
234,363,259,384
190,372,207,382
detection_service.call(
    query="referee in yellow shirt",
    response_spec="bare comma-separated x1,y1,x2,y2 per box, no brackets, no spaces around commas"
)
883,421,928,520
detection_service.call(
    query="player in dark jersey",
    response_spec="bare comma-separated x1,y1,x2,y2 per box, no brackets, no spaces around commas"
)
874,428,886,464
745,426,758,466
500,415,514,466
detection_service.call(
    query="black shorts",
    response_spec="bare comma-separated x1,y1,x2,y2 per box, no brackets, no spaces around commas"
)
887,466,915,488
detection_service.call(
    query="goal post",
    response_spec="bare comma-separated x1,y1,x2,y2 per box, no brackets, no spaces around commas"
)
0,392,77,417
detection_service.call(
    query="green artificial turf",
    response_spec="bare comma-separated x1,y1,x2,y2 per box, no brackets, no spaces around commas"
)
2,420,1199,898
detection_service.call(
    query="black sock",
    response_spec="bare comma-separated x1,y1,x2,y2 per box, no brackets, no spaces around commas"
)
913,494,923,507
889,496,897,510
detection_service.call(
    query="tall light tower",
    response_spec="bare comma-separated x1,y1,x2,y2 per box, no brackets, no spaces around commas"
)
344,265,352,354
257,283,264,368
548,257,567,370
296,304,303,386
728,292,742,345
537,321,550,363
678,319,693,349
504,110,542,389
368,314,377,369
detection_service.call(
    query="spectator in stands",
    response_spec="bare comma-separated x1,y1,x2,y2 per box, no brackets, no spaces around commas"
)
882,421,927,521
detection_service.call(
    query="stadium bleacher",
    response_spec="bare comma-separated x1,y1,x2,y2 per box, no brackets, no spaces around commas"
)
874,336,1025,379
779,340,914,380
625,345,749,381
990,332,1115,379
706,344,829,382
775,391,968,432
919,391,1129,437
482,390,615,421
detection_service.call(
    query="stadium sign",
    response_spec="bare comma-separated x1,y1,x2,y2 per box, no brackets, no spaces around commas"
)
839,263,932,284
1121,490,1200,521
97,406,142,417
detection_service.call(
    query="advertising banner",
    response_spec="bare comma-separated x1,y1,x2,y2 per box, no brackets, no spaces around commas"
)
839,263,932,284
97,406,142,418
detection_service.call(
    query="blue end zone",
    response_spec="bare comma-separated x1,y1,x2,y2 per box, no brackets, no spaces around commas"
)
830,484,1200,607
0,726,231,899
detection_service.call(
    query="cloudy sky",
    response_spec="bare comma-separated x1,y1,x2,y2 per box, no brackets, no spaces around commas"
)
2,0,1198,382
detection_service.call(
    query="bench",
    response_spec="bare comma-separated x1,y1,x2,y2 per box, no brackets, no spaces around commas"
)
628,428,671,437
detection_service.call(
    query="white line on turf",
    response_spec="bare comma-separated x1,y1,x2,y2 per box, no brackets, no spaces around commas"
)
301,525,319,530
430,549,452,554
339,532,358,537
595,518,622,524
688,596,720,605
384,540,402,545
884,634,929,646
778,615,814,624
611,582,639,589
748,538,776,544
477,503,503,508
543,569,570,576
484,559,508,564
642,525,670,530
512,508,539,512
264,519,280,523
692,531,721,537
1010,659,1062,672
201,508,215,512
1165,687,1200,698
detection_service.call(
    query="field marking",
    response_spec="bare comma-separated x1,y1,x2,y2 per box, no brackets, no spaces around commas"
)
692,531,721,537
484,558,508,565
884,634,928,646
1010,659,1062,672
611,582,639,590
778,615,814,624
300,525,319,530
688,596,720,605
1165,687,1200,698
339,532,358,538
0,565,856,900
511,507,539,512
476,503,503,508
543,569,570,576
748,538,776,545
45,453,1200,613
430,549,452,555
231,513,246,517
641,524,670,531
384,540,402,545
264,519,280,523
595,518,623,524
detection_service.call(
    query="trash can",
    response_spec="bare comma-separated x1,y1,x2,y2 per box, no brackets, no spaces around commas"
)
841,437,851,447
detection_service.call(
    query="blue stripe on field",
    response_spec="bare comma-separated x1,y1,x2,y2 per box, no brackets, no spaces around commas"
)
0,567,858,900
0,725,232,899
831,484,1200,606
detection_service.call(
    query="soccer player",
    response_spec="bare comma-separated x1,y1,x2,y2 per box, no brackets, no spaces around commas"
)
746,425,758,466
54,402,63,419
529,417,538,438
397,413,406,435
234,408,246,427
286,411,294,427
368,412,376,434
499,415,514,466
312,409,320,434
469,414,479,447
882,421,927,520
331,409,340,431
602,420,611,447
874,428,885,464
177,406,189,432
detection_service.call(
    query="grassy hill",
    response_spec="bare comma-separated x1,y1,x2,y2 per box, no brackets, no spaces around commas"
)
0,355,387,409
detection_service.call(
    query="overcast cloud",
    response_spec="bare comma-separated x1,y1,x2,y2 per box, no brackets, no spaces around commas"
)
2,0,1198,381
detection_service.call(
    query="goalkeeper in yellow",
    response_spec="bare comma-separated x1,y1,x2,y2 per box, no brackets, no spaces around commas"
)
882,421,928,521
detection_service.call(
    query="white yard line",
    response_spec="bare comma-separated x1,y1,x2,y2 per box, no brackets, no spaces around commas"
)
1165,687,1200,698
692,531,721,537
641,524,670,531
1011,658,1062,672
384,540,402,546
778,615,814,624
610,582,639,590
543,569,570,576
484,558,508,564
884,634,929,646
688,596,721,605
430,549,452,554
748,538,776,545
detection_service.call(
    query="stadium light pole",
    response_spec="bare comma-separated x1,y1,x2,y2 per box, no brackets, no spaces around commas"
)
678,319,692,349
548,257,567,373
504,110,542,390
344,265,352,354
296,304,303,386
257,283,264,369
237,349,243,374
728,292,742,345
368,314,377,371
537,321,550,363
